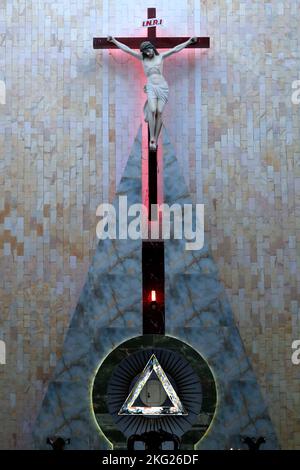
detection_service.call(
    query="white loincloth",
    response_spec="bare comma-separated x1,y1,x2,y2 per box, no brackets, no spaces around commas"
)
143,81,169,122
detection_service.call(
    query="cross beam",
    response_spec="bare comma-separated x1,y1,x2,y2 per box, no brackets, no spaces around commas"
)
93,36,210,49
93,7,210,50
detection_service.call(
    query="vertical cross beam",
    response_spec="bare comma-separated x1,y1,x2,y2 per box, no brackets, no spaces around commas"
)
93,8,210,336
147,7,158,219
147,7,157,39
142,241,165,335
143,8,164,335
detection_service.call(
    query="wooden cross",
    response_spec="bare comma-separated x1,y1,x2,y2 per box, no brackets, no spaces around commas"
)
93,7,210,215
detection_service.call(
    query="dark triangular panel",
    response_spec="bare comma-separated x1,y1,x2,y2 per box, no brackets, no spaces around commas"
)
33,127,143,449
162,128,278,449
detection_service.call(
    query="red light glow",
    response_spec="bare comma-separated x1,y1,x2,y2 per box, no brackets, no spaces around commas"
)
151,290,157,302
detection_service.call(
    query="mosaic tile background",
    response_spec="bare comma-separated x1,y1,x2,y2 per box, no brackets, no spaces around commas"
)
0,0,300,449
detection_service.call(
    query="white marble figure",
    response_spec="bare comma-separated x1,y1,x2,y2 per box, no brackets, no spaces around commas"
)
107,36,197,151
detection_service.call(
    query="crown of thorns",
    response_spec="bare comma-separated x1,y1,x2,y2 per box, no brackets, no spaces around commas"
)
139,41,159,55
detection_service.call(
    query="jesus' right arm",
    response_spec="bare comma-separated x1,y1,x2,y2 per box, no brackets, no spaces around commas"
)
107,36,142,60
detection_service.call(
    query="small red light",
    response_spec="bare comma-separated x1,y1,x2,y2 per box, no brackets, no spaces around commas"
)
151,290,156,302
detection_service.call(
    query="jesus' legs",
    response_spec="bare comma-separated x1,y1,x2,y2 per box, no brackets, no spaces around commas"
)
154,99,166,146
147,97,158,150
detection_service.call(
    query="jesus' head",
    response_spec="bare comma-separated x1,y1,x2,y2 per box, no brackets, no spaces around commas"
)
139,41,159,59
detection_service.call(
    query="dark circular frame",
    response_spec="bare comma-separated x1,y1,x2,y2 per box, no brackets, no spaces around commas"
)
91,335,217,448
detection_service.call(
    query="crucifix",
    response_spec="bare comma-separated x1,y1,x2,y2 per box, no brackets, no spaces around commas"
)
93,7,210,216
93,8,210,335
94,8,209,151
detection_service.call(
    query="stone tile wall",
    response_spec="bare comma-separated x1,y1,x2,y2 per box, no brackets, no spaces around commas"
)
0,0,299,449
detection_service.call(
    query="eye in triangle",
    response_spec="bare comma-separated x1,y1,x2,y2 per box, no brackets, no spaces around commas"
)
118,354,188,416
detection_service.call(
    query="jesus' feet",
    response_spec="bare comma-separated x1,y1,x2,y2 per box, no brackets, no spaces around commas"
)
150,139,157,151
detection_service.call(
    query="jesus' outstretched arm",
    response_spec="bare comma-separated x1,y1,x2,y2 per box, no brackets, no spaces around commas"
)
161,37,198,59
107,36,142,60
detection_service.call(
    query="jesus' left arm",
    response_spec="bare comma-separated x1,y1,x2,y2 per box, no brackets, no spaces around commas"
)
161,37,198,59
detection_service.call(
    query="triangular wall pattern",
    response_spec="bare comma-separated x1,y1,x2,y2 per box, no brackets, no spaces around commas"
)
33,127,143,449
33,126,278,450
162,128,279,449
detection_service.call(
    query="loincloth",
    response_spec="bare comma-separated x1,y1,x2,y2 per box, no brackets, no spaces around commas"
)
143,81,169,122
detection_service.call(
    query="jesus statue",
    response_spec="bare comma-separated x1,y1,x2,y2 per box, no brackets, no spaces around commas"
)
107,36,197,151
